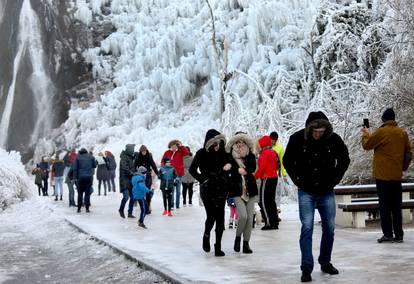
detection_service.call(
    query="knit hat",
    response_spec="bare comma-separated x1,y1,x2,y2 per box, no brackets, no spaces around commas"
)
381,108,395,122
137,166,147,175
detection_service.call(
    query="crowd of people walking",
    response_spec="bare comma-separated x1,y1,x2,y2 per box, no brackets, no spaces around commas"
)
32,108,412,283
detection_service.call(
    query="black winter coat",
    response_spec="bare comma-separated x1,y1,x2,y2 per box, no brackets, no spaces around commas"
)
228,152,258,198
189,129,232,199
134,152,159,176
283,126,350,196
119,150,135,191
106,155,117,171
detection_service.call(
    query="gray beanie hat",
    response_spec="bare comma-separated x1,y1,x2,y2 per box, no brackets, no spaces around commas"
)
137,166,147,175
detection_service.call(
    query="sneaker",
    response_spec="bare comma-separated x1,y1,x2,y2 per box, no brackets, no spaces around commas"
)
162,210,168,216
393,236,404,243
377,235,394,243
301,271,312,282
119,210,125,218
138,222,147,229
183,204,187,207
128,214,136,218
321,263,339,275
168,211,172,217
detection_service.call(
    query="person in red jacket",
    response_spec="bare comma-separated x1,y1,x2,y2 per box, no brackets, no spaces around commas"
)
161,140,189,209
255,135,279,230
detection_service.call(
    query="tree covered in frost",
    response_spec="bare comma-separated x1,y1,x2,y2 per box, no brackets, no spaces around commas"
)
0,148,32,210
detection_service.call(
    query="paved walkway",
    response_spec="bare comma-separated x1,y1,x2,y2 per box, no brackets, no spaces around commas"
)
50,191,414,284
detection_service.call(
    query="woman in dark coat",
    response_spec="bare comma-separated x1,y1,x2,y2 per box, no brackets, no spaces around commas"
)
226,132,258,254
189,129,232,257
96,152,110,196
135,145,159,214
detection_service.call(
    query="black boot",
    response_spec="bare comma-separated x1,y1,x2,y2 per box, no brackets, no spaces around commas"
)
202,233,210,252
54,196,58,201
242,241,253,254
234,236,241,252
214,244,225,257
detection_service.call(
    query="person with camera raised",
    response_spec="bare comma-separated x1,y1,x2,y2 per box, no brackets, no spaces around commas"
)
362,108,412,243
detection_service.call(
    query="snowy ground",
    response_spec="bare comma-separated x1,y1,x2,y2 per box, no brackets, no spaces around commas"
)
0,199,168,284
11,183,412,284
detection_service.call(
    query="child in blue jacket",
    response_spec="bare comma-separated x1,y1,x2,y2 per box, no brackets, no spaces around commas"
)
132,166,152,228
159,158,177,216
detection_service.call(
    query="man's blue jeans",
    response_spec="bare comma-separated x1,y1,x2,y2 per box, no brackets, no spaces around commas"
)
298,189,336,272
119,189,134,215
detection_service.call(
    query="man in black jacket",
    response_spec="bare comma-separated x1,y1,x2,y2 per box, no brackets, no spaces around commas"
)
73,148,97,213
283,111,350,282
118,144,136,218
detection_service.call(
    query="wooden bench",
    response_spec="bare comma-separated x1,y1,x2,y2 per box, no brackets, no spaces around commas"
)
334,183,414,228
338,200,414,228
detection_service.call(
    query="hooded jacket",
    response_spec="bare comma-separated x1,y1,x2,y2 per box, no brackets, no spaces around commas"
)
226,133,258,198
362,120,412,181
119,145,136,191
254,136,278,180
189,129,231,198
132,175,151,200
283,112,350,195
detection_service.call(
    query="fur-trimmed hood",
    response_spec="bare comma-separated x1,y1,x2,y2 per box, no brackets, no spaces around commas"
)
304,112,333,140
204,129,226,151
168,140,182,148
225,133,255,153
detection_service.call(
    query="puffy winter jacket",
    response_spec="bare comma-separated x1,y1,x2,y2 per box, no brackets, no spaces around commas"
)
255,136,278,180
73,149,97,179
132,175,151,200
284,112,350,195
161,145,189,177
119,149,135,191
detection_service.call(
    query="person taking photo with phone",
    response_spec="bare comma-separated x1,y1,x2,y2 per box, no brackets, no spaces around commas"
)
361,108,412,243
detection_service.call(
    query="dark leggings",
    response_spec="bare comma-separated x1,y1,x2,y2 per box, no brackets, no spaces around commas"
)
201,188,226,245
182,182,194,204
162,189,173,212
98,179,109,195
37,185,42,196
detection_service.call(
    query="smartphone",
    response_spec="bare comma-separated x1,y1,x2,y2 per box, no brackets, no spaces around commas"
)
363,118,370,128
